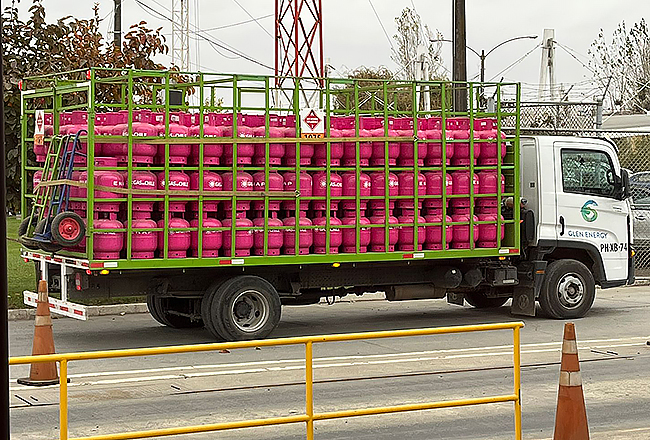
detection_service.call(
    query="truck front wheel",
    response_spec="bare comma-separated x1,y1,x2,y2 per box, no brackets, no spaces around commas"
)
539,259,595,319
203,276,281,341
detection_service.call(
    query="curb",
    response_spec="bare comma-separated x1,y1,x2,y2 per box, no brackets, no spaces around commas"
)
7,303,150,321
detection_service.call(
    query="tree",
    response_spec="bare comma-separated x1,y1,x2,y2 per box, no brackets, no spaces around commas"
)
2,0,172,212
590,19,650,113
391,7,446,82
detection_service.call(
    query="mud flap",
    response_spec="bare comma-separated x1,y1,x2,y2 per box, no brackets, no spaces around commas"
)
446,292,465,306
511,287,535,316
511,260,547,317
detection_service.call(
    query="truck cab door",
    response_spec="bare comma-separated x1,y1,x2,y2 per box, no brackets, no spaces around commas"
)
554,141,629,283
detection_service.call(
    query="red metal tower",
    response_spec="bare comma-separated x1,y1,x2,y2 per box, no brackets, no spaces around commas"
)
275,0,324,86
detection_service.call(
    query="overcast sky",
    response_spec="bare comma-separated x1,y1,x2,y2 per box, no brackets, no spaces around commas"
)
10,0,649,102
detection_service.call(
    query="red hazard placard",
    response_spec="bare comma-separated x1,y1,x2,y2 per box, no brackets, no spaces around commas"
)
34,109,45,149
300,108,325,139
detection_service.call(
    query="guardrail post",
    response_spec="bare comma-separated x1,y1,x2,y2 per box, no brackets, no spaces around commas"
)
59,359,68,440
513,326,522,440
305,341,314,440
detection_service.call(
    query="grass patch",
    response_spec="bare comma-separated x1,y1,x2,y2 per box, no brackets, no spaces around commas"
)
6,216,36,308
5,216,146,309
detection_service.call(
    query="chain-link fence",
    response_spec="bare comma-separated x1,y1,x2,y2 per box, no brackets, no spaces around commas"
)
502,101,600,130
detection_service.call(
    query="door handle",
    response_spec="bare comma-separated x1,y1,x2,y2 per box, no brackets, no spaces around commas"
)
613,205,624,212
559,216,565,236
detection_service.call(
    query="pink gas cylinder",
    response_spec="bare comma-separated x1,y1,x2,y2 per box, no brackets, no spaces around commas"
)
67,111,93,163
397,172,427,210
129,170,157,219
131,218,157,259
252,114,284,165
397,118,426,166
449,117,479,166
451,213,479,249
360,117,388,166
477,213,505,248
156,171,190,213
33,170,44,198
252,171,284,213
341,171,371,212
157,217,190,258
67,171,84,217
397,210,425,251
127,110,157,164
341,116,371,166
190,217,222,257
93,219,125,260
424,213,453,250
311,171,343,212
284,114,314,166
222,171,254,213
425,117,453,166
282,172,312,212
450,171,479,213
253,215,284,256
314,117,344,166
156,112,191,164
475,119,507,166
424,171,453,211
223,113,255,165
78,157,124,217
222,215,254,257
104,110,128,162
189,113,224,165
477,171,506,213
341,214,371,253
58,112,72,136
312,213,343,254
283,214,313,255
189,171,223,214
369,211,399,252
369,172,399,212
369,118,399,166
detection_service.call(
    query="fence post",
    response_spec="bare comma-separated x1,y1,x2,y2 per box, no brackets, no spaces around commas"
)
595,99,603,129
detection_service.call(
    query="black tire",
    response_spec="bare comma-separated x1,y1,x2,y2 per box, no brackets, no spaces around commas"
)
35,219,63,253
539,259,596,319
465,291,509,309
18,216,41,250
205,276,281,341
147,295,203,328
201,282,223,339
146,294,170,326
51,212,85,246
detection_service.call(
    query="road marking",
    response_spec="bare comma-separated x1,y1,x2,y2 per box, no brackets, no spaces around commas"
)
9,340,646,391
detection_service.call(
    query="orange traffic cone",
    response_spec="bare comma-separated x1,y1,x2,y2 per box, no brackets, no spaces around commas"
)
553,322,589,440
18,280,60,386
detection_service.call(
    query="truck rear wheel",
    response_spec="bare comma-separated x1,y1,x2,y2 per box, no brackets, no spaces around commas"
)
147,295,203,329
465,291,509,309
202,276,281,341
539,259,595,319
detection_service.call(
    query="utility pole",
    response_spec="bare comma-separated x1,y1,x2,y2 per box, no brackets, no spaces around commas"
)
537,29,557,101
113,0,122,49
452,0,467,111
1,15,11,440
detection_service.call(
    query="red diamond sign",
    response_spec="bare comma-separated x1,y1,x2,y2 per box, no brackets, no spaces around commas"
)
299,108,325,139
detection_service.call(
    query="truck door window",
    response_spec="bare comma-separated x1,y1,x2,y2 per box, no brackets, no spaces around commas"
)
561,149,616,198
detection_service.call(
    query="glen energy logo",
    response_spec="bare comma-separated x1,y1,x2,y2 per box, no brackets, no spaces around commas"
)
581,200,598,222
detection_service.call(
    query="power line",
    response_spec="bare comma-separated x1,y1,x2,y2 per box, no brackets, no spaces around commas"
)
487,43,539,82
368,0,396,54
231,0,273,38
202,14,274,32
133,0,273,70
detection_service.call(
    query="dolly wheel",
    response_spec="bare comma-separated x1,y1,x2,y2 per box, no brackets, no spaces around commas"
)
51,212,86,246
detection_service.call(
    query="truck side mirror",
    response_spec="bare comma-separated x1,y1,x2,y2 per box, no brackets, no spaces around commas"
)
620,169,631,200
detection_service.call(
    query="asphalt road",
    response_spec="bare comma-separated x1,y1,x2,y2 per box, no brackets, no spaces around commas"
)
8,285,650,440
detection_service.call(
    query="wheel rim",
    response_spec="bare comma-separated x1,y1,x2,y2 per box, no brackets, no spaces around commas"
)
58,218,80,241
556,273,585,308
230,290,270,333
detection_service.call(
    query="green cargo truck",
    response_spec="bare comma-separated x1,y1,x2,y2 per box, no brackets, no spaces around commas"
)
18,69,633,340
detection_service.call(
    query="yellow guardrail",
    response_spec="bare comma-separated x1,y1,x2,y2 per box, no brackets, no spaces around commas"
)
10,321,524,440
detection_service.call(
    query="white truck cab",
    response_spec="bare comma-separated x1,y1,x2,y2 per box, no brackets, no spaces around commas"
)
520,136,633,318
